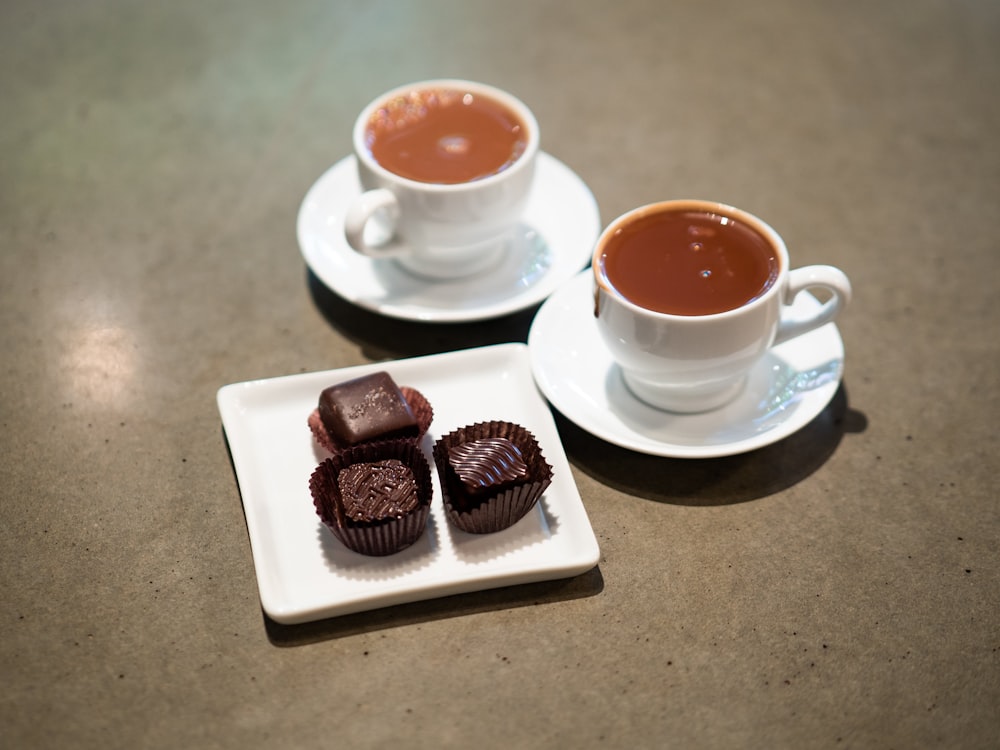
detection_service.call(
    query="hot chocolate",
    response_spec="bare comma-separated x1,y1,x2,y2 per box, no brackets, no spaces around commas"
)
596,208,780,316
364,87,529,185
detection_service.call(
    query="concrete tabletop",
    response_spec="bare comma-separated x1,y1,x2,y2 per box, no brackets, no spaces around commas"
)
2,1,997,747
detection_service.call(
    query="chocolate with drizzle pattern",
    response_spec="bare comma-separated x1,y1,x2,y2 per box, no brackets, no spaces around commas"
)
447,437,529,495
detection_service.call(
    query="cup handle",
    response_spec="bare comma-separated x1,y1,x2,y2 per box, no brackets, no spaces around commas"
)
343,188,409,257
774,265,852,346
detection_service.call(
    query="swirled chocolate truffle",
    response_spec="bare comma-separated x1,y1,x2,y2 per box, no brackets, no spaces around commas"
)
433,421,553,534
337,459,420,523
447,437,529,497
318,371,418,446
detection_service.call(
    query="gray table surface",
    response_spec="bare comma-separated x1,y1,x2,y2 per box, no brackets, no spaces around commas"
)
2,1,997,748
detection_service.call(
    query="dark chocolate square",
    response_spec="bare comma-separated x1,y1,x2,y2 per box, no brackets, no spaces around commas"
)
318,371,419,446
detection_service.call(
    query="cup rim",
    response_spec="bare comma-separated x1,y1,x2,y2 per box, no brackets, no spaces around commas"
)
352,78,540,192
592,199,790,321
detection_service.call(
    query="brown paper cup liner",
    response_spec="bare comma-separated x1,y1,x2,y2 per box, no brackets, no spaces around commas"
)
432,421,553,534
308,385,433,455
309,440,433,556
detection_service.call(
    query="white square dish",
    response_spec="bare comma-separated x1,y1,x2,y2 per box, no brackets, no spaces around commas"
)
217,343,600,624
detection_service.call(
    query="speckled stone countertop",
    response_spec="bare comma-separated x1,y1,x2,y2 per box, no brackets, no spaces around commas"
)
2,1,997,748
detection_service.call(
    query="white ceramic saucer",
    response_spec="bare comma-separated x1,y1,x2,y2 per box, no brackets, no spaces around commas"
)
528,271,846,458
297,152,600,323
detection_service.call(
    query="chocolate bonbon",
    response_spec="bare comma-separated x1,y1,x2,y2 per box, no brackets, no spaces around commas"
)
337,459,420,523
433,421,553,534
318,371,418,446
446,437,529,499
308,371,433,454
309,441,433,556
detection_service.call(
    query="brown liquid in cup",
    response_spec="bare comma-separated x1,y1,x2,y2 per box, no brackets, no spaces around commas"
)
364,88,529,184
597,209,780,316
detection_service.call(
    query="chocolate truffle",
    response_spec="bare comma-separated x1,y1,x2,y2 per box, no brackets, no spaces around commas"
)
308,381,434,455
318,371,418,446
309,440,433,556
337,459,420,523
433,421,553,534
447,437,529,499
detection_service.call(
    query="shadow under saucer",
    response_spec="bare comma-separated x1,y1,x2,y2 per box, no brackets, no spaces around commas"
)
307,268,539,361
555,383,867,507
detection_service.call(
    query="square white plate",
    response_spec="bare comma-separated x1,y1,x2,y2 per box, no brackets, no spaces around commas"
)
217,343,600,624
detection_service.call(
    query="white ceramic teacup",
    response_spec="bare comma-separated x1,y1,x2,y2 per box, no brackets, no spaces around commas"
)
343,79,539,279
593,200,852,413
